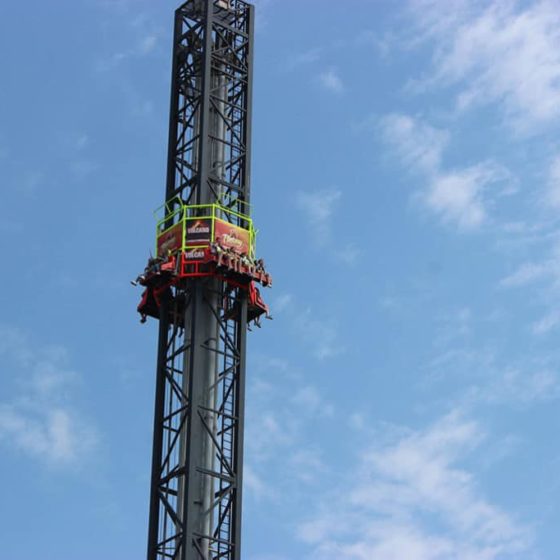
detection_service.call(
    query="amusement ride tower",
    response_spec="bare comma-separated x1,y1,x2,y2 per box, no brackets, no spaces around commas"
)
134,1,270,559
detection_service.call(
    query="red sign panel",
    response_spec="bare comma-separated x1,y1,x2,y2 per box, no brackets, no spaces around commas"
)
157,223,183,256
184,248,207,261
186,218,212,245
214,219,250,255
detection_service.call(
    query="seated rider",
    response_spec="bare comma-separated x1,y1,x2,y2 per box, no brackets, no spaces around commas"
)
248,282,272,329
130,255,165,286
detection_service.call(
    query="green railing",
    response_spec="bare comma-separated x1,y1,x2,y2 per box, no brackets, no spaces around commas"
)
155,197,256,258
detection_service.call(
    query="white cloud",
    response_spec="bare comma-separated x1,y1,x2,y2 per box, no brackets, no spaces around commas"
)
381,113,448,173
427,164,501,229
298,412,532,559
95,0,140,13
246,357,335,506
456,357,560,406
288,449,327,484
546,155,560,208
17,170,44,196
71,159,99,180
427,319,560,406
296,187,341,243
0,326,98,467
273,293,294,313
500,261,551,287
355,29,395,61
348,411,368,431
246,359,299,463
0,326,33,366
296,187,360,262
431,307,472,353
318,68,344,93
291,386,334,418
531,310,560,335
95,33,159,72
244,464,276,502
483,369,560,404
295,309,343,360
139,34,157,54
75,133,89,150
251,0,276,29
382,114,511,230
0,406,94,465
248,411,294,462
410,0,560,132
499,237,560,294
284,47,322,71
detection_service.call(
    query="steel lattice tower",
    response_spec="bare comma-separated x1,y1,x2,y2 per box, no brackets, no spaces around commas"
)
143,1,259,559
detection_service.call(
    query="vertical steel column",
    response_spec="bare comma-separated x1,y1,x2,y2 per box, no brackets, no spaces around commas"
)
146,2,255,559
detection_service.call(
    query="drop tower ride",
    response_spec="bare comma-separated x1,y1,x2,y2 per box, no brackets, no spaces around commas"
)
133,1,271,559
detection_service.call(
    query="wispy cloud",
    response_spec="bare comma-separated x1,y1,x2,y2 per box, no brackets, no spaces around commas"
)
291,386,334,418
283,47,322,71
318,68,344,94
475,368,560,404
139,34,157,54
95,0,141,13
426,165,494,229
355,29,395,61
531,310,560,335
409,0,560,132
545,154,560,209
382,113,448,173
296,187,360,262
296,187,341,243
95,32,159,71
272,293,294,315
244,464,276,502
295,309,343,360
381,113,512,230
16,170,45,196
288,448,328,484
426,309,560,405
0,326,98,467
251,0,276,30
245,355,335,502
75,133,89,150
500,261,552,288
268,293,345,360
499,237,560,295
298,411,533,559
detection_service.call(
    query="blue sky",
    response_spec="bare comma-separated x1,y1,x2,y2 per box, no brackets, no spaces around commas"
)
1,0,560,558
